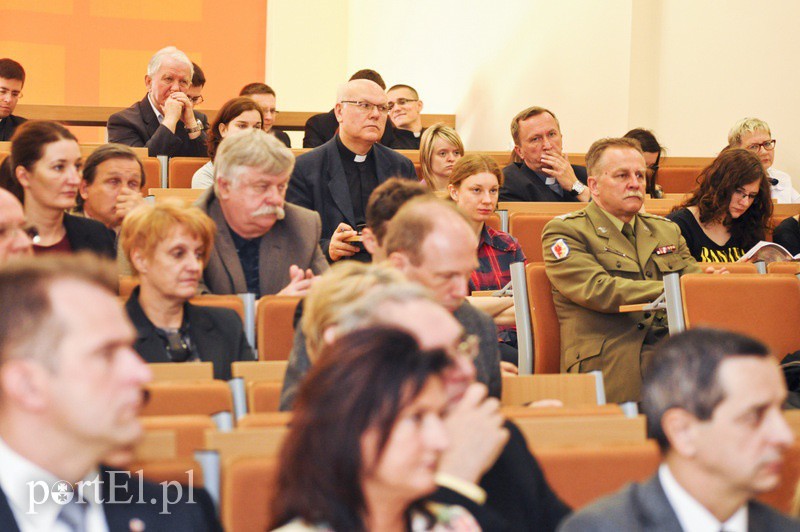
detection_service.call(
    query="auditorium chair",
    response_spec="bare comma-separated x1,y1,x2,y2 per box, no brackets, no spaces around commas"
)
501,373,604,407
255,295,301,361
149,361,214,381
141,157,161,195
680,273,800,358
236,412,292,429
221,456,279,532
118,275,138,297
515,414,647,449
508,213,555,262
768,261,800,274
525,263,562,374
149,187,204,204
190,294,246,322
141,380,234,417
140,415,217,459
697,261,759,274
658,166,702,194
168,157,210,188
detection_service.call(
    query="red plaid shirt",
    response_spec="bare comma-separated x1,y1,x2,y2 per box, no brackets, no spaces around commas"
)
469,225,526,292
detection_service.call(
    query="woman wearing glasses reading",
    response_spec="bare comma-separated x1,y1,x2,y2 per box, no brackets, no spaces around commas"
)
667,148,772,262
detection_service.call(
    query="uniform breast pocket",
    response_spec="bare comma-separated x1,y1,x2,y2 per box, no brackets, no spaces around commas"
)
651,253,692,274
596,251,641,280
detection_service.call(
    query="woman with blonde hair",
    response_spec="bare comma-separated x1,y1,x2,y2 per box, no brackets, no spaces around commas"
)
419,123,464,191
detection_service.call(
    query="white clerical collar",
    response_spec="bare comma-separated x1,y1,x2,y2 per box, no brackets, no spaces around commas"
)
147,93,164,122
354,153,367,163
659,464,748,532
413,130,421,138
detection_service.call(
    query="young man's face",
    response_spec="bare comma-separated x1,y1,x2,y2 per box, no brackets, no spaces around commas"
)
0,77,23,119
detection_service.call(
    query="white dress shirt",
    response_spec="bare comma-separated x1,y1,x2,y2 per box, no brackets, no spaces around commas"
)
0,437,108,532
768,167,800,204
659,464,747,532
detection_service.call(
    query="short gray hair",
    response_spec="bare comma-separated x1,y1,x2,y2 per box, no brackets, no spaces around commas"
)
213,129,295,192
147,46,193,78
728,117,771,147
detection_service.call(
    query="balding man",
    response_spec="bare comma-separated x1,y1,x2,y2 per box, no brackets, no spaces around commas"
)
0,188,33,263
287,79,417,263
108,46,207,157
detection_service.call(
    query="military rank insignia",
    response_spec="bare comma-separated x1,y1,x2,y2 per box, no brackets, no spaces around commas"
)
655,245,676,255
551,239,570,259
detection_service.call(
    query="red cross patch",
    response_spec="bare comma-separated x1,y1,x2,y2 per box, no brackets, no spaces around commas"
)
551,238,570,260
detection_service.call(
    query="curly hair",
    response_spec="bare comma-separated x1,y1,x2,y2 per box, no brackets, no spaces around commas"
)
673,148,772,249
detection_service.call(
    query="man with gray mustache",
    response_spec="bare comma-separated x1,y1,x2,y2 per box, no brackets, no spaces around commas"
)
197,130,328,297
541,137,701,403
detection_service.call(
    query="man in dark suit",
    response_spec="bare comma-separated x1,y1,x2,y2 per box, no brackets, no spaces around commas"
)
288,79,417,263
560,328,798,531
107,46,208,157
240,82,292,148
0,255,220,531
500,106,589,202
0,58,26,142
198,129,328,298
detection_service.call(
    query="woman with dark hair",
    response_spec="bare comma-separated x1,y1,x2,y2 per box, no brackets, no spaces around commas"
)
191,96,263,188
270,326,479,532
11,120,116,257
623,128,664,198
667,148,772,262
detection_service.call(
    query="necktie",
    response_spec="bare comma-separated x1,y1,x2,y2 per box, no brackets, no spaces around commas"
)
622,222,636,247
545,177,562,196
56,496,87,532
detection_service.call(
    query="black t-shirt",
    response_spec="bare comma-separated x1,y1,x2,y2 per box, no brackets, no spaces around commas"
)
666,208,746,262
773,216,800,256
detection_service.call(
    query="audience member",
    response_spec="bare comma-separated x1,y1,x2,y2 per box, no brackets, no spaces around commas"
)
0,255,221,531
449,154,525,364
500,106,590,202
270,327,479,531
773,214,800,256
75,143,146,231
560,328,797,531
240,82,292,147
668,148,772,262
198,129,327,297
0,188,33,263
728,117,800,203
542,137,701,403
120,202,254,380
386,83,425,149
288,79,417,263
191,96,263,189
186,62,207,110
419,123,464,191
302,69,397,148
624,128,665,198
362,177,430,261
107,46,207,157
12,121,115,257
0,58,26,141
0,155,23,202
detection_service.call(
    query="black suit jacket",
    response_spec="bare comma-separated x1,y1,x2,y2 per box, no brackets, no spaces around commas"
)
0,114,26,142
302,109,398,148
62,213,116,259
271,128,292,148
434,421,571,532
125,287,255,380
286,136,417,260
0,468,221,532
107,94,208,157
559,473,799,531
500,162,588,202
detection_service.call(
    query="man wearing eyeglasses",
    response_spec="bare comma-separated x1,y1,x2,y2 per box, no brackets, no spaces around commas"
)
185,62,210,132
288,79,418,263
239,82,292,148
386,84,425,149
728,117,800,204
0,189,33,264
0,58,26,142
108,46,208,157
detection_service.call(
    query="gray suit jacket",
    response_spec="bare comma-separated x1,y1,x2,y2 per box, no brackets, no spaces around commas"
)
558,474,799,531
107,94,208,157
197,189,328,296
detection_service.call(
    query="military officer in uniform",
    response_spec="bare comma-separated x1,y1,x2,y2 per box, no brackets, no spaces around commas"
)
542,137,701,403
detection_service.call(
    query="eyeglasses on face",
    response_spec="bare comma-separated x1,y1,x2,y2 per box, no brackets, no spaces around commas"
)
388,98,419,108
732,188,759,201
745,139,776,152
189,95,204,105
341,100,392,114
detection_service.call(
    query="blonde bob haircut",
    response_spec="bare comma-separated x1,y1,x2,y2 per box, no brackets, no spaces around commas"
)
120,200,217,275
301,262,407,361
448,153,504,189
727,117,771,147
419,123,464,189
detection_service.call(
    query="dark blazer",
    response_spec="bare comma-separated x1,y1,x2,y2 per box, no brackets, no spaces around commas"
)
287,136,417,260
558,474,799,531
0,114,26,142
272,128,292,148
434,421,571,532
302,109,398,148
107,94,208,157
500,162,588,202
62,213,116,259
196,189,328,296
125,287,254,380
0,468,221,532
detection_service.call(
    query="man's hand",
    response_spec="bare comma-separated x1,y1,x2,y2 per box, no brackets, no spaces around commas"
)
114,188,145,226
161,95,184,132
328,222,360,261
500,361,518,376
277,265,316,296
541,151,590,201
704,266,730,275
438,383,509,484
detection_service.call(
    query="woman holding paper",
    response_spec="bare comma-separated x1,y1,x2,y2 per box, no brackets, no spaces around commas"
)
667,148,772,262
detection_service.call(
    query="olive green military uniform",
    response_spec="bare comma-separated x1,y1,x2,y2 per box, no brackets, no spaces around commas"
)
542,201,700,403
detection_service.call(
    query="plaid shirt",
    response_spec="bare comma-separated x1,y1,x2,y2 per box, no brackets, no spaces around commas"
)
470,225,526,292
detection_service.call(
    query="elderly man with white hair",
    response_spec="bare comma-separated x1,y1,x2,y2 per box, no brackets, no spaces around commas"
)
107,46,208,157
287,79,418,263
197,129,328,297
